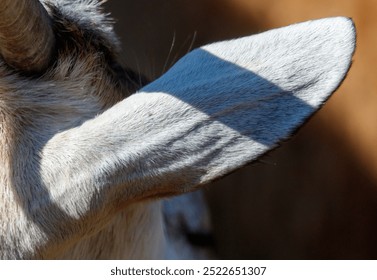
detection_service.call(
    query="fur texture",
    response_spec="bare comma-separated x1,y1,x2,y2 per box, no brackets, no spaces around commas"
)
0,0,355,259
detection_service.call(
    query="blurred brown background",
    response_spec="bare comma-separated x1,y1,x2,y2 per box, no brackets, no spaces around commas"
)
104,0,377,259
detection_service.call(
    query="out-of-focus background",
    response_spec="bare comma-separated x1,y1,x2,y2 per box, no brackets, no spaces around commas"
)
104,0,377,259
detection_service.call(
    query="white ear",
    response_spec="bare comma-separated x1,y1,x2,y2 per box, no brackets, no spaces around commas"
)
42,17,355,215
133,16,356,185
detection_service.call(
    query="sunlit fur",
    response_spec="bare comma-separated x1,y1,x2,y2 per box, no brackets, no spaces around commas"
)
0,0,355,259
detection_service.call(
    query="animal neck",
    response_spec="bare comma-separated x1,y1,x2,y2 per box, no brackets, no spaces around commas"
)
56,200,166,259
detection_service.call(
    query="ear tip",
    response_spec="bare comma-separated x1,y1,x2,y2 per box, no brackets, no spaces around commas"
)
343,17,357,52
333,16,356,42
337,16,356,31
305,17,356,74
317,17,357,52
302,17,356,104
300,17,356,45
332,16,355,27
329,16,357,69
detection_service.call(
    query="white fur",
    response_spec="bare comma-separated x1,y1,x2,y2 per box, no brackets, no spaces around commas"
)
0,15,355,259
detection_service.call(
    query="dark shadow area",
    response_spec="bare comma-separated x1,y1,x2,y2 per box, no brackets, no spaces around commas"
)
104,0,267,79
206,119,377,259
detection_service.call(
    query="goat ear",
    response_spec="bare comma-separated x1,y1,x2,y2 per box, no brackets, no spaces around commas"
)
42,17,355,207
133,17,355,188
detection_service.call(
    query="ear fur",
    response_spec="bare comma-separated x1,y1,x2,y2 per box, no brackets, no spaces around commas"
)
41,17,355,203
136,17,356,184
